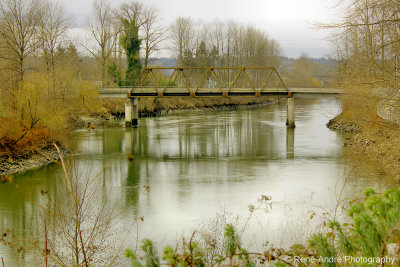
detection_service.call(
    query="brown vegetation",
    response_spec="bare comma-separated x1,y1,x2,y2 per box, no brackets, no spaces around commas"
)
0,0,104,160
328,86,400,180
103,97,279,118
0,118,53,157
322,0,400,88
322,0,400,180
0,74,103,158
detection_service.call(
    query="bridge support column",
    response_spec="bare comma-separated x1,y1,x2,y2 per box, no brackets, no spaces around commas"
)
125,98,138,127
286,97,295,128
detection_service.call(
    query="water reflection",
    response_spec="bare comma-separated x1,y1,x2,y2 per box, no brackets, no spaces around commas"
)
286,128,295,159
1,98,396,264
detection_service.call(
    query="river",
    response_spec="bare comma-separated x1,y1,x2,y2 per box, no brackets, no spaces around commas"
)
0,97,396,265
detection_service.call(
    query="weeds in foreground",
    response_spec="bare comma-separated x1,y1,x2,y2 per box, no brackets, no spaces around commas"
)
1,144,131,266
124,188,400,266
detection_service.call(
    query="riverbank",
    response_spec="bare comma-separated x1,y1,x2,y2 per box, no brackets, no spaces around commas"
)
103,96,281,118
0,97,283,175
0,145,70,176
327,112,400,181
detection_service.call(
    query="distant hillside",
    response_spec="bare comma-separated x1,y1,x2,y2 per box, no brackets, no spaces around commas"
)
278,56,335,67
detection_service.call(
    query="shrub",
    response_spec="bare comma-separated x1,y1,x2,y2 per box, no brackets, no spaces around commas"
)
309,187,400,262
75,81,103,114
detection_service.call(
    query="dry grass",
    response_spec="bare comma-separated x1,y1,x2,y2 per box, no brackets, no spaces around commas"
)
0,76,104,158
331,86,400,180
102,96,278,116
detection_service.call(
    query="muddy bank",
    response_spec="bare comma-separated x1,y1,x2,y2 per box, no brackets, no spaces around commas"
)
326,114,361,134
69,111,115,127
327,113,400,180
0,113,107,176
0,146,70,176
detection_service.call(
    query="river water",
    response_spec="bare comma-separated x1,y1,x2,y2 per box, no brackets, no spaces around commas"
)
0,97,396,264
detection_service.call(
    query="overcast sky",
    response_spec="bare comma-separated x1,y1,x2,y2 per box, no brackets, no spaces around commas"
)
63,0,338,58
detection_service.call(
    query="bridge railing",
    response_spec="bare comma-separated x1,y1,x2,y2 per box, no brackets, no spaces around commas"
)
131,67,289,97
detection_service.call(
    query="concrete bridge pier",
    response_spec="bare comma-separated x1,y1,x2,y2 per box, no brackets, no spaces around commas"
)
286,97,295,128
125,98,138,127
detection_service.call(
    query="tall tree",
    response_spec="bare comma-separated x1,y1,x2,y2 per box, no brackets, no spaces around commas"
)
37,0,71,91
320,0,400,86
0,0,40,88
141,6,165,67
114,2,146,83
120,18,141,86
55,43,82,101
170,17,196,66
86,0,116,85
194,40,209,67
114,1,145,28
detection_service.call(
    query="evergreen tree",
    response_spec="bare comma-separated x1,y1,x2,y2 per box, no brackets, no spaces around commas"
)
195,40,209,67
182,49,194,67
209,45,219,66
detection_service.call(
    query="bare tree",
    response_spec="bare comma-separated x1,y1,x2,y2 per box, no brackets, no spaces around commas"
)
86,0,117,84
141,6,166,67
114,1,145,28
37,0,71,91
204,19,224,66
170,17,196,66
319,0,400,87
0,0,40,88
111,1,145,83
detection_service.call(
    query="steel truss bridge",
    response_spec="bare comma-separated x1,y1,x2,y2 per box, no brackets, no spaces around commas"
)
99,67,341,127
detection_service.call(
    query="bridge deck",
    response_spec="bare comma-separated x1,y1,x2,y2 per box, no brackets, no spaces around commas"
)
99,87,342,98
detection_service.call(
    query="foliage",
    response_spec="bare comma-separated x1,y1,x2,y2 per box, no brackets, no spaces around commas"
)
108,62,122,86
75,81,103,114
120,18,142,86
126,224,260,266
125,249,143,267
162,240,206,266
348,188,400,257
0,69,102,157
309,234,337,267
0,73,71,157
141,239,160,267
224,223,240,259
55,43,82,81
309,187,400,262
